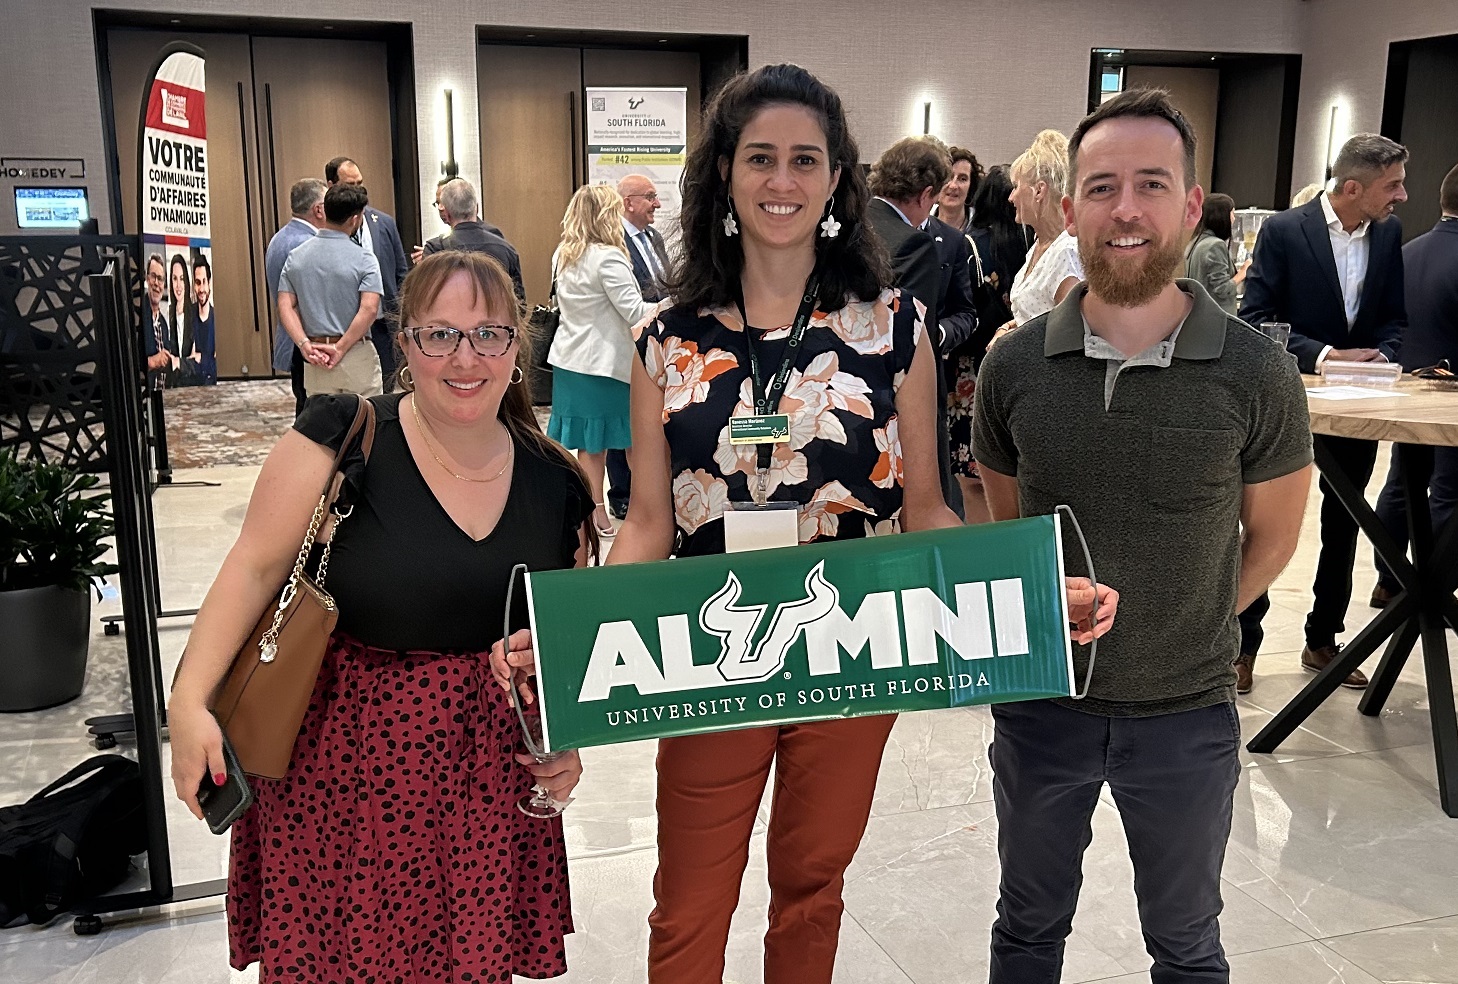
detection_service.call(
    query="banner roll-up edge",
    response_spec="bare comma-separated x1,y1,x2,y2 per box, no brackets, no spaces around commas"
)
1052,511,1077,697
524,570,554,754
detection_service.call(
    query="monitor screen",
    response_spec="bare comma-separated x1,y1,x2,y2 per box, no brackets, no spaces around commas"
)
15,187,90,229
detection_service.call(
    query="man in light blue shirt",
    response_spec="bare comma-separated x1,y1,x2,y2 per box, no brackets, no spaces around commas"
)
266,178,326,414
278,183,384,398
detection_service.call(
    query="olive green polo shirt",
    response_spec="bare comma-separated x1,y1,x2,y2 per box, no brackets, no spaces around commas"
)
972,280,1312,717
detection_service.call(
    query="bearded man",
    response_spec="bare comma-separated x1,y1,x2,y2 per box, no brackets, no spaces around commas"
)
971,88,1314,984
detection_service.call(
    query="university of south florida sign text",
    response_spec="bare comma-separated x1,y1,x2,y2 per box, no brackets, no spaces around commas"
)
527,517,1078,751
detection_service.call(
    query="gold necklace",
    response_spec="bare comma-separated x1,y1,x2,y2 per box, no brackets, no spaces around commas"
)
410,395,513,483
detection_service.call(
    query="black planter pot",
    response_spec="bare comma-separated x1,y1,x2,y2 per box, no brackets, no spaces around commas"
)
0,584,91,712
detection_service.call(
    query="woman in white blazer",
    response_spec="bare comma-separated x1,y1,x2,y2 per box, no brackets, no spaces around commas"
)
547,184,650,538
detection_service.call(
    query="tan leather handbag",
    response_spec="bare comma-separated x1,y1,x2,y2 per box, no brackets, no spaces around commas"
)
210,397,376,779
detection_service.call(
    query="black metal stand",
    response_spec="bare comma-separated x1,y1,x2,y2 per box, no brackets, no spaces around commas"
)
79,252,225,932
1248,435,1458,816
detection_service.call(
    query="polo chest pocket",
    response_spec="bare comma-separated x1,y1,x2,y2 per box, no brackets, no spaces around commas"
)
1149,426,1241,512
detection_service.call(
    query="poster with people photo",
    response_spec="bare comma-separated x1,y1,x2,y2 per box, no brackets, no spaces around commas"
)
140,44,215,389
142,245,215,387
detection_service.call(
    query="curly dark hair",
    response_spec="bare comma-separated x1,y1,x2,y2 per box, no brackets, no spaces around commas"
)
949,146,985,202
666,63,891,313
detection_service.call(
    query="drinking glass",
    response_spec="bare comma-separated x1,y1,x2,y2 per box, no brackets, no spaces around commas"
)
503,563,571,819
514,702,571,819
1258,321,1291,349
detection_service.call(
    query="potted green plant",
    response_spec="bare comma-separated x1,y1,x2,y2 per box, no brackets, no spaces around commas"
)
0,450,119,712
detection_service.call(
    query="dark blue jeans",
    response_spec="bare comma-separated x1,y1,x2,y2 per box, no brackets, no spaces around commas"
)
989,699,1241,984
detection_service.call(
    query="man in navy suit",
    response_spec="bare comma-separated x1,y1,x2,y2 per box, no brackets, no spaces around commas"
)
1237,133,1410,692
327,157,410,390
867,137,962,517
606,173,672,518
1372,161,1458,603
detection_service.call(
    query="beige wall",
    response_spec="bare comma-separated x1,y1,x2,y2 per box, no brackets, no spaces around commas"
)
1292,0,1458,193
1124,66,1220,190
6,1,1455,237
1,0,1303,237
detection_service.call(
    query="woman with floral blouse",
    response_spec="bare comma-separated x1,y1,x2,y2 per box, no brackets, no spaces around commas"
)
494,62,1116,984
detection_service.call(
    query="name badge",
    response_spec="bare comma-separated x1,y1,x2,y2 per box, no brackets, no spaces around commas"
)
728,414,791,446
723,501,799,553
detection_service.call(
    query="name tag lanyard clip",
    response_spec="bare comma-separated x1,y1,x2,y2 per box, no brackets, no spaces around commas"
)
735,276,820,505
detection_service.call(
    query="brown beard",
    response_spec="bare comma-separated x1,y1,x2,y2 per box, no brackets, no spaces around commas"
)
1079,231,1184,307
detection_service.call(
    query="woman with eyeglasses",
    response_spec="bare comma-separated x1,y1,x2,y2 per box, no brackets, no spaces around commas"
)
168,249,595,983
547,184,651,539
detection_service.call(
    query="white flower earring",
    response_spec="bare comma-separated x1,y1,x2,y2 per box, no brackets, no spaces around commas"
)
723,191,739,237
819,196,841,239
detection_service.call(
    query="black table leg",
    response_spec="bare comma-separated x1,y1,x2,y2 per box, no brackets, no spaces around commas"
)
1359,617,1421,715
1247,596,1412,752
1250,439,1458,817
1396,443,1458,816
1313,435,1417,589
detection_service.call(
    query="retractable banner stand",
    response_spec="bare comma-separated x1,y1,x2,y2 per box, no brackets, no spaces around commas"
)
584,86,687,247
139,43,217,389
529,517,1076,751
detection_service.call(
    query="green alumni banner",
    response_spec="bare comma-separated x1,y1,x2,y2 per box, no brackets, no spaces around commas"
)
527,517,1075,751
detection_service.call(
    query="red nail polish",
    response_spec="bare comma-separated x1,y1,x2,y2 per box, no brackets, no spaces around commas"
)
214,773,227,785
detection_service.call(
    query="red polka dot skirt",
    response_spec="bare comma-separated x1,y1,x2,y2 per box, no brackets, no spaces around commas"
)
227,635,572,982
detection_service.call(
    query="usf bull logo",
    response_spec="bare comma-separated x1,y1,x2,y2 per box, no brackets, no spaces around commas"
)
578,561,1033,701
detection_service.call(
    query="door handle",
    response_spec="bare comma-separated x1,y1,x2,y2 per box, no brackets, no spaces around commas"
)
568,91,580,192
237,81,262,334
263,82,280,240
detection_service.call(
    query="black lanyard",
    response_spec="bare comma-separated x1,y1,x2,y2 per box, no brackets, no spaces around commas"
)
734,277,820,476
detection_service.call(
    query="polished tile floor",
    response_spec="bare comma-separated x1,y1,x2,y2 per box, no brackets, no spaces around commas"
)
2,448,1457,983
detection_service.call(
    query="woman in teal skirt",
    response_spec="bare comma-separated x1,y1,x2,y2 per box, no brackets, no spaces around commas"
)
547,184,650,538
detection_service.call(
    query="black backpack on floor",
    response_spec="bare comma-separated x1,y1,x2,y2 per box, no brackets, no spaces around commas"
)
0,754,148,927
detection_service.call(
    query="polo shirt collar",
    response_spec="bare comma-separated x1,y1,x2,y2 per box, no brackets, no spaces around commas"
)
1321,192,1370,239
317,228,350,240
1044,279,1227,360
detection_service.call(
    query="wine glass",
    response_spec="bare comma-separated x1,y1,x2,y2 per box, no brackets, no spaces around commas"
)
504,563,572,819
513,698,572,819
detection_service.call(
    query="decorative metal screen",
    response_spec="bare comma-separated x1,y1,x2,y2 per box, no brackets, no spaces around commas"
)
0,236,139,470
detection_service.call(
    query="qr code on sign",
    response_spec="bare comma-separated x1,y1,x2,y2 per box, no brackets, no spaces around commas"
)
591,98,606,112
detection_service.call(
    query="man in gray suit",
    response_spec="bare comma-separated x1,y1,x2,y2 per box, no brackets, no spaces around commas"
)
265,178,326,414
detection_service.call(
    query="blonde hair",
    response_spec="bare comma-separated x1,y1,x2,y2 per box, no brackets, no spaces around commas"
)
1011,129,1071,225
1290,182,1325,208
557,184,629,271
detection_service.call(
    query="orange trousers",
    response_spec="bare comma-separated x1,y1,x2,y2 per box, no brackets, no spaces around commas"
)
646,714,897,984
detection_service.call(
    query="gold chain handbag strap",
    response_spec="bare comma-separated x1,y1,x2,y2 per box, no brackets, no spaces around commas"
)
256,396,376,663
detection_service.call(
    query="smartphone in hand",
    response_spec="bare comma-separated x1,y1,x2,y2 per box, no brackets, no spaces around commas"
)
197,730,254,835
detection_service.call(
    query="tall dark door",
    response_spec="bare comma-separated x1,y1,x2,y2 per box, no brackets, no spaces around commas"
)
477,44,702,310
1386,36,1458,238
105,29,399,378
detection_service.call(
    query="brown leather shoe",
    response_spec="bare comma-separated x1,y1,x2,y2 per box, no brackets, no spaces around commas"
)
1301,644,1369,688
1370,584,1399,608
1234,654,1255,695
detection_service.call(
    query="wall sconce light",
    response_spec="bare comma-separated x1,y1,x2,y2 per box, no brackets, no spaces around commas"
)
1323,104,1339,184
441,88,460,179
923,101,932,135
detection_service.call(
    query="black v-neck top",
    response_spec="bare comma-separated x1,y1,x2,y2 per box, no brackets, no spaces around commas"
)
293,394,592,653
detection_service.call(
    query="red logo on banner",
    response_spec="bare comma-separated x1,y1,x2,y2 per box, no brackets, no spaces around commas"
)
145,82,206,139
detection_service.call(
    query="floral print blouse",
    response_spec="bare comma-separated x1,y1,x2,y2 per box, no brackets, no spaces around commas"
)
635,289,923,556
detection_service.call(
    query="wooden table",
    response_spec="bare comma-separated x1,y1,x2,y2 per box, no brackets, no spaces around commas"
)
1248,376,1458,815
